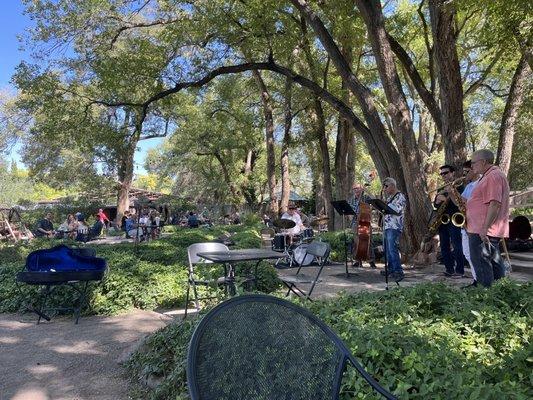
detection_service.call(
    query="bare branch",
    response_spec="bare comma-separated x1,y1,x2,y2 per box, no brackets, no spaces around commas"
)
464,48,504,97
417,0,435,93
387,33,442,132
479,84,509,98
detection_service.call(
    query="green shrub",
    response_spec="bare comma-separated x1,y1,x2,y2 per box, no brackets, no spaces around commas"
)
126,281,533,399
0,224,280,316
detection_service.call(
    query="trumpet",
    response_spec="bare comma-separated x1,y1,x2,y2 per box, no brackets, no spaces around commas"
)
428,177,465,194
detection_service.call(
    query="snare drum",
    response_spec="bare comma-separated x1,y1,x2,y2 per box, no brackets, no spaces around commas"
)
301,228,314,241
293,244,315,266
272,234,289,252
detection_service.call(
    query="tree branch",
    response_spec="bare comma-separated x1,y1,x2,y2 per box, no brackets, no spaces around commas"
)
387,33,442,132
417,0,435,93
464,48,504,97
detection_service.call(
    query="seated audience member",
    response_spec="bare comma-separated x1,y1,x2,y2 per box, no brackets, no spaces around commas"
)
57,214,78,239
188,211,199,228
35,212,55,238
91,214,104,238
76,218,90,242
138,212,151,239
232,212,241,225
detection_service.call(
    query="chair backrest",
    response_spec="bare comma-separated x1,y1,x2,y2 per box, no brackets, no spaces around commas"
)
187,294,396,400
187,242,230,266
305,240,330,259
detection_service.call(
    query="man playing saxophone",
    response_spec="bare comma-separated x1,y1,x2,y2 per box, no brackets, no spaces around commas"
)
434,165,465,278
447,160,480,287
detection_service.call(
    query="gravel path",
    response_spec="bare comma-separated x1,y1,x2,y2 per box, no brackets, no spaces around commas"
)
0,310,172,400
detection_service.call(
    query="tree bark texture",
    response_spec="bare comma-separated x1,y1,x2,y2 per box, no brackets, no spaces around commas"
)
280,76,292,212
290,0,402,182
116,143,135,225
252,70,278,216
334,43,354,231
312,98,335,231
355,0,431,251
496,54,531,175
428,0,467,166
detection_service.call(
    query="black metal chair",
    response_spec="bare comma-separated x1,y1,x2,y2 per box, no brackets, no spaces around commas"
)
187,294,397,400
278,240,330,300
184,242,230,318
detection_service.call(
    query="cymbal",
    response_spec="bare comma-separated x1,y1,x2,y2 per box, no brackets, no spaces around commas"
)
273,218,296,229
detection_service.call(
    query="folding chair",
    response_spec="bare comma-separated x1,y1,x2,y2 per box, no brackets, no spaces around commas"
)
183,242,230,318
187,294,397,400
278,240,330,300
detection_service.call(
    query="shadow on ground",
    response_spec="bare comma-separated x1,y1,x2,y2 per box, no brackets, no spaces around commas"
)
0,310,171,400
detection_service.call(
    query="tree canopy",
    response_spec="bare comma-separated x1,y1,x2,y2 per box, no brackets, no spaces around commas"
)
1,0,531,251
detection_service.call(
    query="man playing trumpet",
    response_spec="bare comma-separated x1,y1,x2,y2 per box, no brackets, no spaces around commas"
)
434,165,465,278
447,160,480,286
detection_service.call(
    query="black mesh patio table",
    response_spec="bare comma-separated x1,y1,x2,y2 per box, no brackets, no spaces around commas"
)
197,249,283,294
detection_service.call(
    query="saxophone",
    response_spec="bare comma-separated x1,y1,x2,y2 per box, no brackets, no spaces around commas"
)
448,184,466,228
425,196,450,242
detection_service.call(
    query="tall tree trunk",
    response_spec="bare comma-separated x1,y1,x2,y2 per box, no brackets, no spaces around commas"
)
252,70,278,216
280,76,292,213
116,109,134,225
355,0,431,252
428,0,467,166
497,54,531,175
116,143,135,225
312,98,335,231
334,44,354,230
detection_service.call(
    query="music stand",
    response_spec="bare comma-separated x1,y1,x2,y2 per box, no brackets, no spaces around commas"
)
331,200,356,277
367,198,400,290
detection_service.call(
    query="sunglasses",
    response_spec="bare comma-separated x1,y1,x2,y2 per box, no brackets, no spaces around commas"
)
439,171,451,176
383,184,389,188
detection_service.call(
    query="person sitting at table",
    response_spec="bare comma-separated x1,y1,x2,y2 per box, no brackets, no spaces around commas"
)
76,218,90,242
57,214,78,239
90,214,104,238
188,211,199,228
35,212,55,238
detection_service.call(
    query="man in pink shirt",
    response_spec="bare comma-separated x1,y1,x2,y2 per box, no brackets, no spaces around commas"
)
466,149,510,287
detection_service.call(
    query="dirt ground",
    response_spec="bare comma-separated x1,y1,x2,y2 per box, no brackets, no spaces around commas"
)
0,310,172,400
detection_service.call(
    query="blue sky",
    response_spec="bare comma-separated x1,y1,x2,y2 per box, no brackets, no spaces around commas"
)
0,1,160,175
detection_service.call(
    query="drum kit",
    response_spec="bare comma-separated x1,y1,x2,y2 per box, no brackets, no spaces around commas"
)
271,216,329,267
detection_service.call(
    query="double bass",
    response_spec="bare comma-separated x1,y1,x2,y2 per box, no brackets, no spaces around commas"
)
354,203,372,260
353,186,372,261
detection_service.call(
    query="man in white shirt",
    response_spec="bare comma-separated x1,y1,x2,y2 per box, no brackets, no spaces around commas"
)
280,204,304,236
